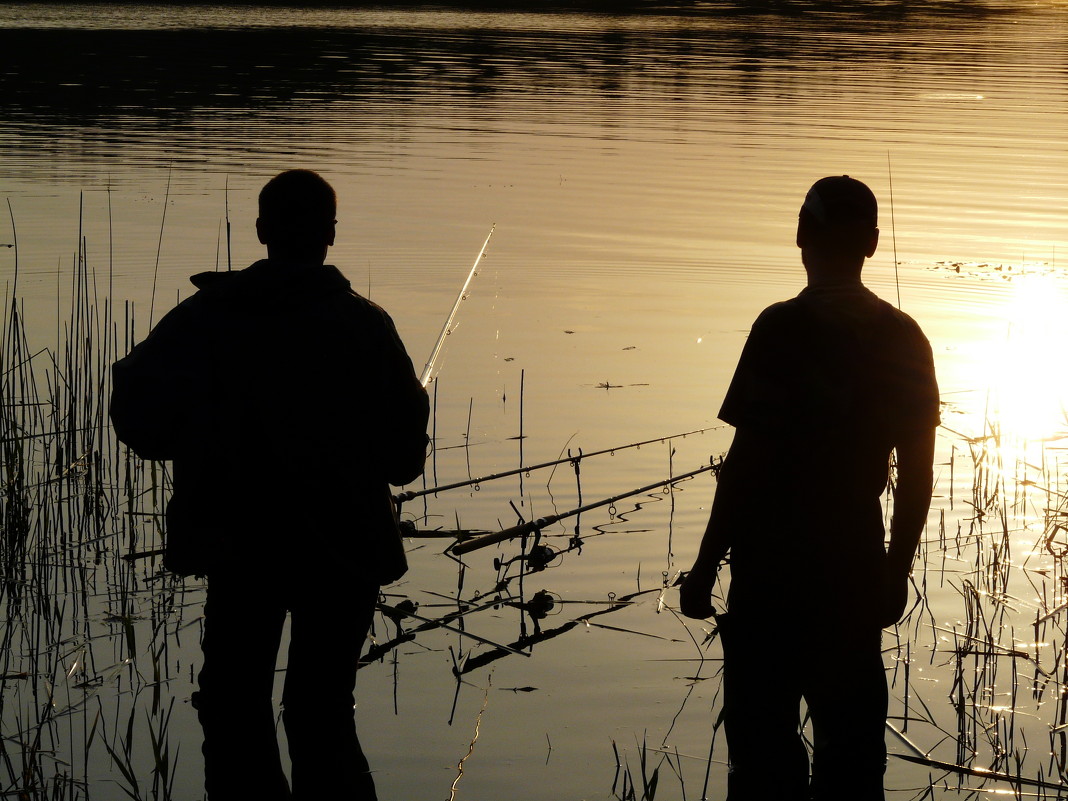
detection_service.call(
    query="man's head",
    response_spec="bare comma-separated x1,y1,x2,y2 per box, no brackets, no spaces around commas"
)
796,175,879,279
256,169,337,263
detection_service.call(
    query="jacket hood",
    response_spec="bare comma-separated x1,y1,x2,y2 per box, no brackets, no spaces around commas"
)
190,259,352,300
187,261,354,309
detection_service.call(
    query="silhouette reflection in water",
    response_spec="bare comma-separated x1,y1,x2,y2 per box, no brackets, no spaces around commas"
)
679,176,939,801
110,170,430,800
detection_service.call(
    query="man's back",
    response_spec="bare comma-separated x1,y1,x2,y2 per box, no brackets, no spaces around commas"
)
720,282,939,613
723,282,938,493
680,176,940,801
113,258,429,575
110,169,429,801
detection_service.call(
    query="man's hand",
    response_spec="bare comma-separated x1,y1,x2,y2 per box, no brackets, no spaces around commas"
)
880,568,910,628
679,568,717,619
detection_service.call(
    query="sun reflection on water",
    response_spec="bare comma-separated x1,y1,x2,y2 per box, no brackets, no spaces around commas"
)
984,272,1068,443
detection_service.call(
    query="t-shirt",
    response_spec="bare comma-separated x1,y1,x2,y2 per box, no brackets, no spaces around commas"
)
718,281,940,613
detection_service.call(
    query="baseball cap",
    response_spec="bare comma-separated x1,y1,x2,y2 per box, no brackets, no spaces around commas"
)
801,175,878,229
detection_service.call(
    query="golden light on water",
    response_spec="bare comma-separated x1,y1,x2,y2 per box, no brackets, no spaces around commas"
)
984,272,1068,441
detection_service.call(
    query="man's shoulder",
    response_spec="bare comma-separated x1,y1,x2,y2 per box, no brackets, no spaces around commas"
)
883,301,929,337
747,296,809,337
858,292,933,353
788,283,931,341
755,297,798,318
186,261,385,313
327,282,401,329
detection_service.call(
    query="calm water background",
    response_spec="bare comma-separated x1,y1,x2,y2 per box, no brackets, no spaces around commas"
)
4,2,1068,799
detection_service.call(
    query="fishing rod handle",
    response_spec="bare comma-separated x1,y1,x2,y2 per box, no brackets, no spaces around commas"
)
451,516,555,556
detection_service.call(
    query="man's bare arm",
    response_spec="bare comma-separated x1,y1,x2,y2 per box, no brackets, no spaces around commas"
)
679,426,765,619
882,425,936,626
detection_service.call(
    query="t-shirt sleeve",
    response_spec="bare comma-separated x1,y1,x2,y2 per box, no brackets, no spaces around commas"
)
718,301,940,440
718,305,795,433
884,317,941,436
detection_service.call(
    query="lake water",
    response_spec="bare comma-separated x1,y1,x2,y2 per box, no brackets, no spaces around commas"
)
4,2,1068,799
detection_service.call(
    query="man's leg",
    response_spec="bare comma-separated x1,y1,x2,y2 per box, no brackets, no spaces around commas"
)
805,627,887,801
196,572,290,800
721,613,810,801
283,576,379,801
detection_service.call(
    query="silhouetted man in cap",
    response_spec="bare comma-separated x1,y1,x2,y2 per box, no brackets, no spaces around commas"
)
680,176,939,801
111,169,429,800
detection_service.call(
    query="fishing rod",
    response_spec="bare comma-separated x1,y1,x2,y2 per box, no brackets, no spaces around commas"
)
376,600,529,657
455,587,660,675
891,749,1066,792
393,425,721,505
450,459,720,556
887,151,901,310
419,225,496,388
359,595,506,665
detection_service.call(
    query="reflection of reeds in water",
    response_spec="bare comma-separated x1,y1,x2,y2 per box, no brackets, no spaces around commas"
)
885,418,1068,798
0,207,712,799
15,206,1068,800
0,206,184,800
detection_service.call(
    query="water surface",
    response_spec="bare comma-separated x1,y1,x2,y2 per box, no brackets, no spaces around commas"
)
3,3,1068,799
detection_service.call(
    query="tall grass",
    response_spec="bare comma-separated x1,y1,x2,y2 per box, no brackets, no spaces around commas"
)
881,418,1068,799
0,203,188,800
7,198,1068,800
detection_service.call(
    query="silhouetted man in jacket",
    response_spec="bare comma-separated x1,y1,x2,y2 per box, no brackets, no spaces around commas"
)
679,176,939,801
111,169,429,800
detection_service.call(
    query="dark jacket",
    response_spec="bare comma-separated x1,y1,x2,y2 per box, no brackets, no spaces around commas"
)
110,259,430,579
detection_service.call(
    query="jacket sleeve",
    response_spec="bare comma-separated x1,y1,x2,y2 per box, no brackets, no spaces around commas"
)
371,308,430,487
109,301,204,461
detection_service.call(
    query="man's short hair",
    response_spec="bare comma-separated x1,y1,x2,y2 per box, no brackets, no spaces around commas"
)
258,169,337,247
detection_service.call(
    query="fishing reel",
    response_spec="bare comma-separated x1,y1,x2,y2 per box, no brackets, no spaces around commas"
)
493,542,560,574
503,588,560,620
520,589,558,620
380,598,418,634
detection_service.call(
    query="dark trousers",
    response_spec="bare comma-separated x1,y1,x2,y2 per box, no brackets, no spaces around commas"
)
720,612,887,801
195,570,380,801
